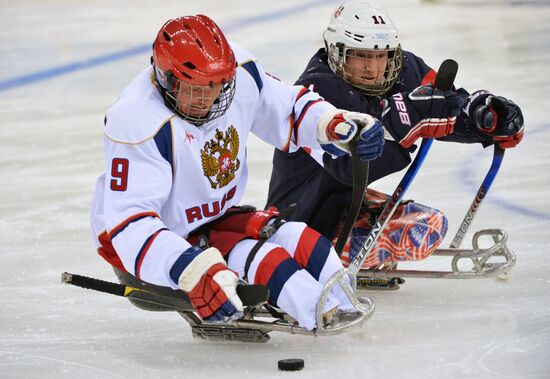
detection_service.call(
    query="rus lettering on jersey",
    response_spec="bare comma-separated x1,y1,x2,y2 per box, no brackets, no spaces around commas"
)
185,185,237,223
392,93,411,127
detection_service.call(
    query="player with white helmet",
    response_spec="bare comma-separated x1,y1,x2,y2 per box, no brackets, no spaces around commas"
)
267,1,524,268
90,14,385,330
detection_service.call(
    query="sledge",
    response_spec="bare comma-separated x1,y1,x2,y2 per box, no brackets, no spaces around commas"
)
61,271,374,343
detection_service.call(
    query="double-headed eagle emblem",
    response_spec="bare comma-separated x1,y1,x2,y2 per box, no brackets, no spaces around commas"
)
200,126,241,189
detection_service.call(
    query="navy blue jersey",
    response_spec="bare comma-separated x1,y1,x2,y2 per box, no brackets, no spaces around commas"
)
266,48,484,239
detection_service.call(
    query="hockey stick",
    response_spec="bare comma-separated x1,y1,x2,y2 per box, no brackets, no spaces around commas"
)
450,98,507,248
335,139,369,255
315,60,459,328
347,59,459,273
61,272,269,309
449,146,505,248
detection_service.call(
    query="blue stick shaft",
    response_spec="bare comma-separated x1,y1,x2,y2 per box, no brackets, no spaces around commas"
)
450,145,505,248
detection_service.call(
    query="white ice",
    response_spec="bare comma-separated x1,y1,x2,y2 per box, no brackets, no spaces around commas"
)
1,0,549,378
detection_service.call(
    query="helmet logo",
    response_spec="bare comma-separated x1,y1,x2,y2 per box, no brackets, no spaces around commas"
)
334,6,344,18
200,126,241,189
209,62,221,70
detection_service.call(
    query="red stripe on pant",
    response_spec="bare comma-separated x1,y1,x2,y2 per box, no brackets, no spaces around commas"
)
293,226,321,268
253,247,291,286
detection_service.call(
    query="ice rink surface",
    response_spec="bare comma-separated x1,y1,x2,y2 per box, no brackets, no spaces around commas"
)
1,0,549,377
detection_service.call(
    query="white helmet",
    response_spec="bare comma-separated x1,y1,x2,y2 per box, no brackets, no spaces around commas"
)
324,1,403,96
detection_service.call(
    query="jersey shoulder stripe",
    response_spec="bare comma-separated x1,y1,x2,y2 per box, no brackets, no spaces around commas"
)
153,119,175,173
230,42,264,93
240,60,263,93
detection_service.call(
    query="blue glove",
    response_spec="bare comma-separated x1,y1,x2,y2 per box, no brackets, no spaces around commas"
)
356,120,385,161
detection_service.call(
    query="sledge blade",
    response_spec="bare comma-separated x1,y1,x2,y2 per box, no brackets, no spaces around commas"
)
355,276,404,291
191,324,270,343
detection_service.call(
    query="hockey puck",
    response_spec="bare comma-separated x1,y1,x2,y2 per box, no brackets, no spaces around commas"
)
278,358,304,371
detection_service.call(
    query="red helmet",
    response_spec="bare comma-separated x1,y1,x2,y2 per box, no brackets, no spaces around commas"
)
152,15,237,124
153,15,235,86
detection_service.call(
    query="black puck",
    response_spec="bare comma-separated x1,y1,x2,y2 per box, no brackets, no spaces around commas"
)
278,358,304,371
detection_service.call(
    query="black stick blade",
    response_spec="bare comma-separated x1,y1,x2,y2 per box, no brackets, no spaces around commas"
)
433,59,458,91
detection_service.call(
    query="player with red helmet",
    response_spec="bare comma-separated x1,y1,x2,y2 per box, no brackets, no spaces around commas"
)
90,15,385,330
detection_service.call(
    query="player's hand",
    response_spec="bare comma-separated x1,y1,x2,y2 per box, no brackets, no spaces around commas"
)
468,91,524,149
383,84,468,149
318,109,384,161
173,246,243,323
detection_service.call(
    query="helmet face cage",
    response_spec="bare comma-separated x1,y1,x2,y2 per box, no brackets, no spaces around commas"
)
329,44,402,97
162,71,236,125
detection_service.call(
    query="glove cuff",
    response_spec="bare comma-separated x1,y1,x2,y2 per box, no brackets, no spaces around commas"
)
317,108,355,144
178,247,226,291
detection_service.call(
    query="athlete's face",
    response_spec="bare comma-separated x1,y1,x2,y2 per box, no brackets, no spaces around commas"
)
174,81,223,118
343,49,388,87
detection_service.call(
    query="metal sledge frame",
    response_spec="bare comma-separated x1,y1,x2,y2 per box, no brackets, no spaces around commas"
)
355,145,516,282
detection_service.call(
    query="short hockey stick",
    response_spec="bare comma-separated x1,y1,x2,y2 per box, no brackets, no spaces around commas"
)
450,98,507,248
347,59,459,273
61,272,269,309
335,139,369,255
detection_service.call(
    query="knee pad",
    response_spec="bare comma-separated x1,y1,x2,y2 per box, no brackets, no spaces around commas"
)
348,202,448,267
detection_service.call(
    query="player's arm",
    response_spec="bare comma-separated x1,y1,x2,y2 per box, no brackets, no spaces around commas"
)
390,53,524,148
102,137,192,286
244,60,384,163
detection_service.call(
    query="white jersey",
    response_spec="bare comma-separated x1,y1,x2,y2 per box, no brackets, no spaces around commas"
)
90,43,335,288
